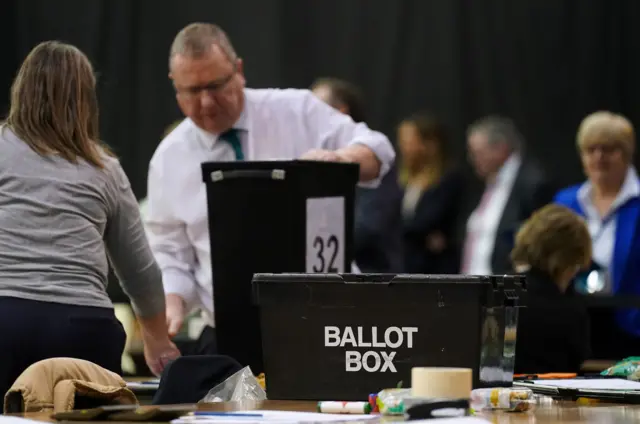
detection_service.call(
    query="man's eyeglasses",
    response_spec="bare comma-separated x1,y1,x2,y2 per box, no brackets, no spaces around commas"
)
175,65,236,98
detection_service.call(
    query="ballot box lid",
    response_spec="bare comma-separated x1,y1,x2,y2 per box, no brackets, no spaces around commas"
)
253,273,527,308
201,160,359,185
252,273,527,401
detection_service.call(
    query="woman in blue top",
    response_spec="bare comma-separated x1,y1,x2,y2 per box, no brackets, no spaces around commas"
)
554,111,640,359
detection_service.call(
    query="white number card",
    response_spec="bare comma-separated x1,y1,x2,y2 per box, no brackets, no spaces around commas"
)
306,196,345,273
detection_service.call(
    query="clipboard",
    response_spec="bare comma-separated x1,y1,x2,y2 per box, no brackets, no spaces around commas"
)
51,405,197,422
108,405,197,421
51,405,139,421
514,378,640,403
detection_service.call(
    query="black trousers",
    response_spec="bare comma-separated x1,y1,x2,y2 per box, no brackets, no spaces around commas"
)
175,326,217,356
0,297,126,399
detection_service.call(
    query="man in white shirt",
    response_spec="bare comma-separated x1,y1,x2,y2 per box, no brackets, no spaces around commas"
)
459,116,553,275
145,23,395,354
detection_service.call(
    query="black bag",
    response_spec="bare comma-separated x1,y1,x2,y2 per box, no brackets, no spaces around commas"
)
152,355,243,405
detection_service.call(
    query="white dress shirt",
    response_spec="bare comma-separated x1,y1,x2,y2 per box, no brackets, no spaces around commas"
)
462,154,522,275
577,167,640,293
145,88,395,328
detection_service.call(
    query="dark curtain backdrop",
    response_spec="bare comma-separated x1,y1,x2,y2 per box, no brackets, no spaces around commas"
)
2,0,640,197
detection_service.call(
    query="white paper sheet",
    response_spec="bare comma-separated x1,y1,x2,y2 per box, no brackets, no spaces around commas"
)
126,378,160,391
408,418,489,424
172,410,379,424
530,378,640,391
0,417,47,424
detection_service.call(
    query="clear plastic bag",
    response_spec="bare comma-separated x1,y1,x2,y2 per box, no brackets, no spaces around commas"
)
376,388,412,415
201,366,267,403
470,387,535,412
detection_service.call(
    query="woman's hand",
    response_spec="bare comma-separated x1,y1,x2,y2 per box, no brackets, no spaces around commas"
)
136,306,182,376
144,337,181,376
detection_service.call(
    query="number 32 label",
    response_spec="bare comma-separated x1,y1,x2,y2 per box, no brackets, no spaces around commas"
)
306,197,345,273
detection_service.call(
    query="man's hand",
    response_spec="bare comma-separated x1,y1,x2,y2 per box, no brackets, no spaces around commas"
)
303,145,382,182
300,149,347,162
165,293,186,337
300,146,382,182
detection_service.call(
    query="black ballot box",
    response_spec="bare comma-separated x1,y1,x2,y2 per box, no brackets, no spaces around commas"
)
253,273,527,400
201,160,359,374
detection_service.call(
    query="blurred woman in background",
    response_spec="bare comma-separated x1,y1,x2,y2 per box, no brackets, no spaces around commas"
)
511,204,592,373
398,113,463,273
0,41,179,395
555,111,640,359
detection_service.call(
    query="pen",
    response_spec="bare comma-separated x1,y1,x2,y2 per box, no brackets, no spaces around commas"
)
515,373,578,380
317,401,371,414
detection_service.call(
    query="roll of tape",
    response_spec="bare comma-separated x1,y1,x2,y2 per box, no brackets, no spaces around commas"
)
411,367,473,399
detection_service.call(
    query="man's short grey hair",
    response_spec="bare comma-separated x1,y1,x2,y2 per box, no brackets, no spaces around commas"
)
468,115,525,152
169,22,237,68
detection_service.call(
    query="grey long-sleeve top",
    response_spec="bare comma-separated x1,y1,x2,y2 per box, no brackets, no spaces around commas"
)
0,126,164,317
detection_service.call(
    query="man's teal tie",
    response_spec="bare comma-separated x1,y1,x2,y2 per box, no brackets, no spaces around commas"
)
219,128,244,160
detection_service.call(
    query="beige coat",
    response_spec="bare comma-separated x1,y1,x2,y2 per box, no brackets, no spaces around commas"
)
4,358,137,413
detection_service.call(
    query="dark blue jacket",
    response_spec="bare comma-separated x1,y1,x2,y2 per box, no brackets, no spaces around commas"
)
555,184,640,337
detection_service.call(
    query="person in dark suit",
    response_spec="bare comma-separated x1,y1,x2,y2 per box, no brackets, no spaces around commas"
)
311,77,403,272
397,113,464,274
460,116,555,275
510,204,592,374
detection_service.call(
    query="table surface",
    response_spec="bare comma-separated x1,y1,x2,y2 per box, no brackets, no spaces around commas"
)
15,399,640,424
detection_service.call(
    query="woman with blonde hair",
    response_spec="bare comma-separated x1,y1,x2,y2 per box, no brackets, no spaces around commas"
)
555,111,640,358
0,41,179,394
511,204,592,373
399,112,463,273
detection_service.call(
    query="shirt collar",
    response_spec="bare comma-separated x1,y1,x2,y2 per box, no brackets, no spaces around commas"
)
578,166,640,216
489,153,522,187
233,98,249,131
498,153,521,181
192,90,250,148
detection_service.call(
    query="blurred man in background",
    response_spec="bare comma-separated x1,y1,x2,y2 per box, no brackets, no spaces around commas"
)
311,77,403,273
460,116,554,275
